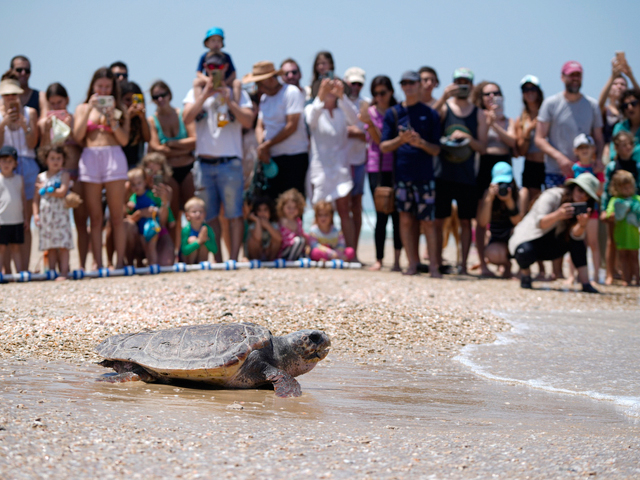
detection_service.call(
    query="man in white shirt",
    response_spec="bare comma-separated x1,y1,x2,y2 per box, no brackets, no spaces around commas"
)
243,61,309,200
183,52,255,262
343,67,369,259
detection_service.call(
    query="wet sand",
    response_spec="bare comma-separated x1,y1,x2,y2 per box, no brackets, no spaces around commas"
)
2,239,640,478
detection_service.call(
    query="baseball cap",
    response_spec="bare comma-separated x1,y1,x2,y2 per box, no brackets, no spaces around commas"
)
203,27,224,44
520,74,541,88
491,162,513,184
0,145,18,160
344,67,365,84
573,133,595,149
453,68,474,82
400,71,420,83
562,61,583,76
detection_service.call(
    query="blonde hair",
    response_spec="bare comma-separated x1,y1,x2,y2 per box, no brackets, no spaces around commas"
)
276,188,305,219
184,196,205,212
609,170,636,197
313,200,334,225
127,167,145,182
140,152,173,180
613,130,635,146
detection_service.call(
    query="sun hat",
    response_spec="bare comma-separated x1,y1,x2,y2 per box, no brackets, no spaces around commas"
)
562,61,583,76
453,68,474,82
573,133,595,149
399,71,420,83
0,79,24,96
491,162,513,184
344,67,365,84
0,145,18,160
203,27,224,45
242,61,282,84
565,172,600,201
520,74,541,88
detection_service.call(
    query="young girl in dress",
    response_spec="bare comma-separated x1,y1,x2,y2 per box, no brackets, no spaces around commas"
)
308,200,355,262
33,145,73,279
605,170,640,286
246,197,281,261
276,188,308,260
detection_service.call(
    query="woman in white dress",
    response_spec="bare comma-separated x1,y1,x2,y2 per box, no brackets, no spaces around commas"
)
305,79,359,250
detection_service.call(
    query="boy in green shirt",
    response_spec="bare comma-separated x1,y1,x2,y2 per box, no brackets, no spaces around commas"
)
181,197,217,264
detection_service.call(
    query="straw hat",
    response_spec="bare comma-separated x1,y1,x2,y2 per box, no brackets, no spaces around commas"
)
242,61,282,84
0,79,24,96
565,172,600,201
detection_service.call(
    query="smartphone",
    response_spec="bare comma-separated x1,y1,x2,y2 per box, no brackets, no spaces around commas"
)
131,94,144,105
454,84,470,98
616,51,626,65
208,70,223,89
398,125,408,133
572,202,589,216
153,173,164,186
48,110,67,119
492,96,504,108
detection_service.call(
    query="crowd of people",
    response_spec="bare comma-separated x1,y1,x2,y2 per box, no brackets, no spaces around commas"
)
1,28,639,291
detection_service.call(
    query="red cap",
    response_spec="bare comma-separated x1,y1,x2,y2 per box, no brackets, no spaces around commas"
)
562,61,583,76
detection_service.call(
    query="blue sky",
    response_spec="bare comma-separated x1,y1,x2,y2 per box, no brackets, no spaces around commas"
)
3,0,639,121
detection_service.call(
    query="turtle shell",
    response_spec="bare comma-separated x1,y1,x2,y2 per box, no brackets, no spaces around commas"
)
95,322,272,381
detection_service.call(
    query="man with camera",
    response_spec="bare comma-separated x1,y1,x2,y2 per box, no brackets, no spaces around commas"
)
435,68,488,275
183,52,255,262
380,71,441,276
243,61,309,201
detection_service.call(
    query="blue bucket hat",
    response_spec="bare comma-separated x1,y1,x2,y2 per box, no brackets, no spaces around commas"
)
491,162,513,184
204,27,224,46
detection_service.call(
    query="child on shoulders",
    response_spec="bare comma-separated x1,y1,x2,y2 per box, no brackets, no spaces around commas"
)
308,200,355,262
181,197,217,264
194,26,241,103
276,188,308,260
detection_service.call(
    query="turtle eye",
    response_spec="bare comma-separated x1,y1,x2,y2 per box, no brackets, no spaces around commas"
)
309,333,322,344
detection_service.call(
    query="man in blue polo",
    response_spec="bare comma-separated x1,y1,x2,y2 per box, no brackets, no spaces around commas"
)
183,52,255,262
380,71,441,276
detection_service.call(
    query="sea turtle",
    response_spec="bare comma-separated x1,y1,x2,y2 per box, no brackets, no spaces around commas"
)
95,322,331,397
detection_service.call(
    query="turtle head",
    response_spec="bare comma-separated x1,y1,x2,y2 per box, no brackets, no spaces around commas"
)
275,330,331,377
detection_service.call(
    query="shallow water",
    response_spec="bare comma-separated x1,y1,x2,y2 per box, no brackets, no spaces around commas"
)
455,310,640,419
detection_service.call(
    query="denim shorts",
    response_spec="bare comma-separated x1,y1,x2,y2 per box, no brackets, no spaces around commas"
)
16,156,39,200
350,163,366,196
545,173,566,189
194,158,244,220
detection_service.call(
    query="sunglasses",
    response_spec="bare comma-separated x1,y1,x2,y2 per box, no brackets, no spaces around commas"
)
350,82,363,87
205,63,225,70
114,72,128,79
400,80,417,86
483,91,502,97
15,68,31,74
623,99,639,109
373,89,389,97
522,86,538,93
152,92,170,101
284,70,300,76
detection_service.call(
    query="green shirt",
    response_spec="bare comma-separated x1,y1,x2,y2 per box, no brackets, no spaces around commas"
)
606,194,640,250
181,223,218,255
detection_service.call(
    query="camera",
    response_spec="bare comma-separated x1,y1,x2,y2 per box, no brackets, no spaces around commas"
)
498,183,510,197
454,84,470,99
572,202,589,216
131,94,144,105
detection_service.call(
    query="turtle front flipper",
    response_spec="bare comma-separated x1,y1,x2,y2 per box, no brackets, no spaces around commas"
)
98,372,144,383
97,360,156,383
265,368,302,397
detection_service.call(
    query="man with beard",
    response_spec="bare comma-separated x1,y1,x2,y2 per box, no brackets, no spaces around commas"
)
535,61,604,187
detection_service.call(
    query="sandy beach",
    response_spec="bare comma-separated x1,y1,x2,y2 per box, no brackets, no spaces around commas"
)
1,238,640,479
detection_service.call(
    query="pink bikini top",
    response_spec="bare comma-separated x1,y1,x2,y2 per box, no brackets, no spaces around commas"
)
86,120,113,134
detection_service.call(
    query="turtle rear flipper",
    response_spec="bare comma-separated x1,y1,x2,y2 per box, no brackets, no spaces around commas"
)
265,368,302,397
98,372,145,383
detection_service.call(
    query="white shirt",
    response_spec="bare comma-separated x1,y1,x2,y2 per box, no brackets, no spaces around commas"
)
258,84,309,157
183,88,252,158
0,174,24,224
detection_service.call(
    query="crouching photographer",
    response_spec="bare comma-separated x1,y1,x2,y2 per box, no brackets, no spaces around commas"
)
508,172,600,293
477,162,522,278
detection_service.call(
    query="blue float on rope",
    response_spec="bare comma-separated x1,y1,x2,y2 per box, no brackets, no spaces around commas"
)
98,268,110,278
149,264,160,275
249,260,261,269
45,270,58,281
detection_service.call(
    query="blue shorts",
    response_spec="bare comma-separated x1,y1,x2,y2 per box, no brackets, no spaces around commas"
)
545,173,565,189
395,180,436,221
350,164,366,196
16,156,39,201
194,158,244,220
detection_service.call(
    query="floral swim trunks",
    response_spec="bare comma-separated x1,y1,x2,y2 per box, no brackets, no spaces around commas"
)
395,180,436,221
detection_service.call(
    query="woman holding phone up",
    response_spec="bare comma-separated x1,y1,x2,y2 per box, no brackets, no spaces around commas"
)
74,67,130,269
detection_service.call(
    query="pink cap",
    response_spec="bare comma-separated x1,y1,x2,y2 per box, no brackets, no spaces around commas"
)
562,61,583,76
